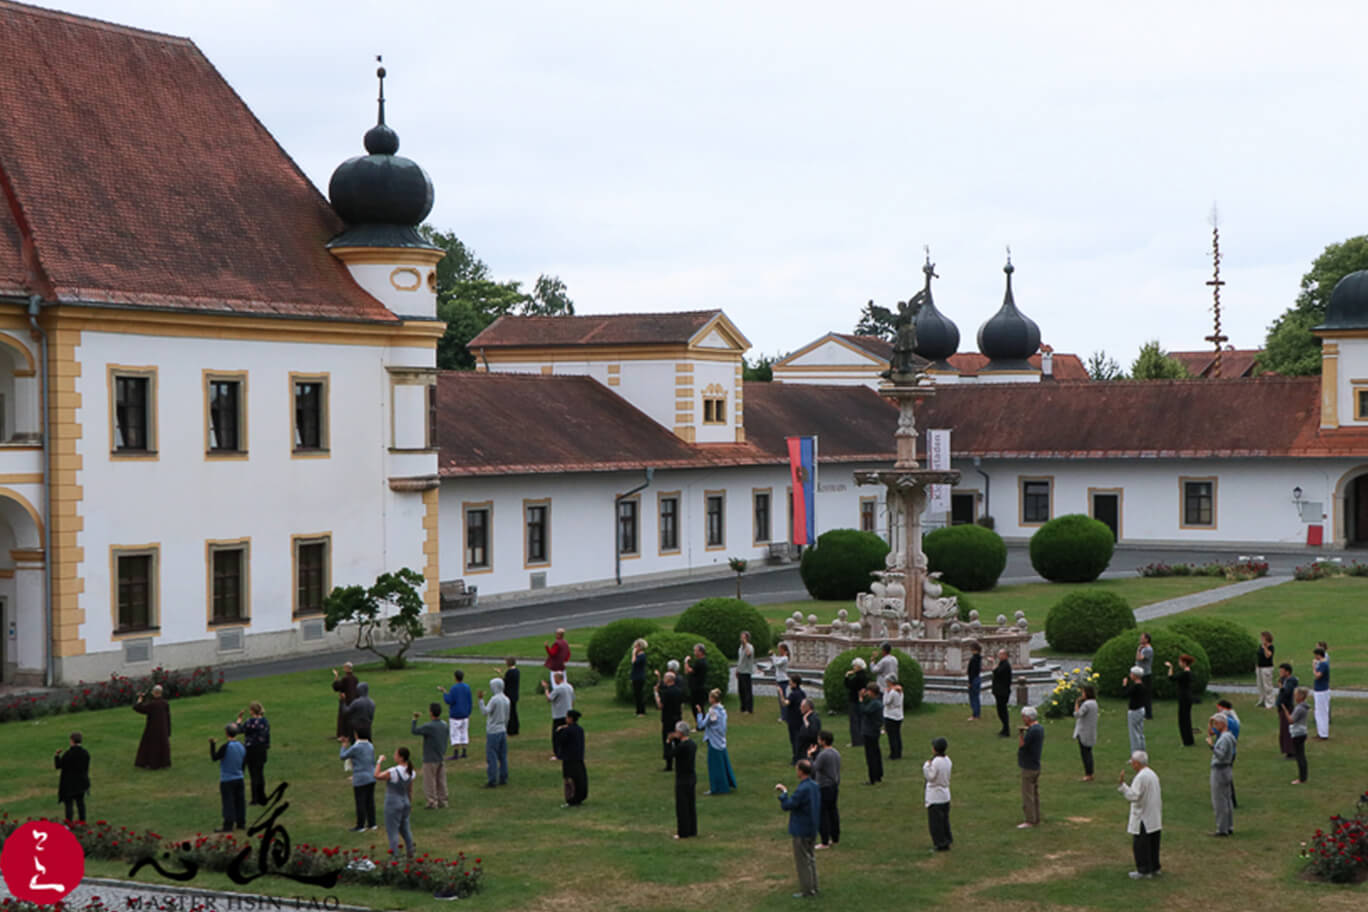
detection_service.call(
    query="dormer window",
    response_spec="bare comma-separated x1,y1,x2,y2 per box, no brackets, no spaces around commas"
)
702,384,727,425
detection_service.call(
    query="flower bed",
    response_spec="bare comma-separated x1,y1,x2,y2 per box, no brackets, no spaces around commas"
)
0,666,224,724
1040,666,1100,719
1300,791,1368,883
1294,559,1368,581
0,815,483,898
1137,560,1268,581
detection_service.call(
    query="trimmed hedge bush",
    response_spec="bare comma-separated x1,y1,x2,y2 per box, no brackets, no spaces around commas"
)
1165,617,1259,678
1044,590,1136,653
614,631,727,704
923,524,1007,591
674,598,772,659
1092,629,1209,700
586,618,661,676
799,529,890,600
1029,514,1115,582
821,647,924,713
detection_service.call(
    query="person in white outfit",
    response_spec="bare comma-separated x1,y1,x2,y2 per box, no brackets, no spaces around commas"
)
922,737,952,851
1117,750,1162,879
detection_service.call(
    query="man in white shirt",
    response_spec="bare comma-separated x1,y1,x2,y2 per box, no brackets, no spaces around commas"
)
1117,749,1162,878
922,737,952,851
871,642,899,693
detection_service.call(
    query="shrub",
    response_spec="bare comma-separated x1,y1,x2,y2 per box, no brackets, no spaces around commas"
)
1029,514,1115,582
586,618,661,676
821,646,923,713
614,631,727,704
565,666,601,689
1165,617,1258,678
674,597,771,659
1300,790,1368,883
1092,629,1209,700
0,665,225,724
923,524,1008,591
975,515,996,530
799,529,890,600
1138,560,1269,580
1044,590,1136,653
1039,664,1102,719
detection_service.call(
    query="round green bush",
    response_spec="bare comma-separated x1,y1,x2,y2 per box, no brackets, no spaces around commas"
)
1092,629,1209,700
614,631,727,704
799,529,890,600
821,646,924,714
1029,514,1115,583
1165,617,1258,678
673,598,771,659
923,524,1008,591
1044,590,1136,653
586,617,661,676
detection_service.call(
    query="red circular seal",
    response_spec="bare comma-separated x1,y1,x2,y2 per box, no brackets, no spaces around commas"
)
1,820,85,904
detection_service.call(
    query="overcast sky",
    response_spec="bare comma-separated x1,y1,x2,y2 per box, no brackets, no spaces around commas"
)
47,0,1368,363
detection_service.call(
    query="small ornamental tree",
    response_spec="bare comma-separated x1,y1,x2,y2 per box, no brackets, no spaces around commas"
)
1044,590,1136,653
1029,514,1115,582
799,529,890,600
323,567,428,669
675,597,771,659
923,524,1008,591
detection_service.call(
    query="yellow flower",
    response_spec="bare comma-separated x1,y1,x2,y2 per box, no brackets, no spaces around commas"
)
1072,668,1080,674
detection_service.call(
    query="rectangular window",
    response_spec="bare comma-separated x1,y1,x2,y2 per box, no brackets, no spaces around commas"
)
1021,478,1052,524
705,492,725,548
618,498,639,555
427,383,439,449
113,547,158,633
703,396,726,424
292,376,329,453
465,506,492,570
209,543,249,624
1183,479,1216,527
294,537,329,616
860,497,877,532
111,368,156,454
658,494,679,553
1356,387,1368,421
753,490,771,544
525,502,549,566
205,372,248,456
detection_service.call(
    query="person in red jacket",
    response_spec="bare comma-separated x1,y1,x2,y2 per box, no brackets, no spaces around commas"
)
544,628,570,685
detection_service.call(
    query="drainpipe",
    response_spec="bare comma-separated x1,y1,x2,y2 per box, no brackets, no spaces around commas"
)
973,456,990,522
614,467,654,585
27,295,53,686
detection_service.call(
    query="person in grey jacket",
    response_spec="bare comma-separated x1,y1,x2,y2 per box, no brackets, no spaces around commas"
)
342,682,376,742
736,631,756,714
411,703,448,809
808,731,841,848
540,671,575,760
1206,714,1236,836
477,678,510,787
1281,686,1311,785
1072,685,1099,781
338,731,376,831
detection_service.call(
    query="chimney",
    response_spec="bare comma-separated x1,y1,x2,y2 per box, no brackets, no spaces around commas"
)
1040,345,1054,378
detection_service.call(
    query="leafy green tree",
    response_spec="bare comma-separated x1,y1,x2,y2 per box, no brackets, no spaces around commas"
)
743,353,776,381
529,274,575,317
1085,350,1125,380
1130,341,1190,380
1257,236,1368,375
323,567,428,669
854,300,896,340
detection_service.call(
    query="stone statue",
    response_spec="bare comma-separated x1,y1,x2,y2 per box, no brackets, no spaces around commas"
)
882,289,926,380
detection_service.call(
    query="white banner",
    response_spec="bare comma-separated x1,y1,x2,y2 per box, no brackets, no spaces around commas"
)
927,428,951,513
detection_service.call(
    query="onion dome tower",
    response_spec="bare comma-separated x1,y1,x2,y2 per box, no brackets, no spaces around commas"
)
327,61,443,319
1313,269,1368,429
911,252,960,371
976,252,1041,374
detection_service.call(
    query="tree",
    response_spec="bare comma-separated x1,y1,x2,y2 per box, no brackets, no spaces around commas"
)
1257,236,1368,375
854,300,896,340
1085,350,1125,380
529,274,575,317
727,557,748,598
743,353,776,381
323,568,428,669
1130,341,1190,380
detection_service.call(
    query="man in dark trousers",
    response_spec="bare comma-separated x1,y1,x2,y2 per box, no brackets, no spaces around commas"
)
502,657,521,736
784,675,808,763
991,649,1013,737
54,731,91,822
555,709,588,807
684,644,709,712
332,663,359,739
859,682,884,785
655,670,686,771
776,758,822,898
795,699,821,761
210,724,246,833
809,730,841,849
666,721,698,838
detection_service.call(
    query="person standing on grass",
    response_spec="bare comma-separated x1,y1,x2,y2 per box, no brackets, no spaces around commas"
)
736,631,756,714
770,643,791,721
544,628,570,685
1255,632,1276,709
1276,663,1299,757
808,731,840,850
411,703,449,810
966,642,983,722
501,657,521,736
1216,699,1241,810
859,682,884,785
1017,706,1044,829
540,671,575,761
1117,750,1162,879
991,649,1013,737
210,724,246,834
630,639,650,716
871,642,899,693
666,721,698,838
1206,714,1235,837
795,699,821,762
923,737,953,851
339,728,377,831
776,758,822,898
1122,666,1147,752
477,678,510,788
843,658,869,748
784,675,809,764
1312,647,1331,740
1164,655,1196,747
1136,632,1155,719
696,689,737,796
375,746,416,859
555,709,588,807
883,678,905,761
342,683,375,747
235,701,270,806
1282,687,1311,785
332,663,358,739
655,670,686,772
54,732,90,822
1072,685,1098,781
684,644,709,714
439,670,473,761
134,685,172,770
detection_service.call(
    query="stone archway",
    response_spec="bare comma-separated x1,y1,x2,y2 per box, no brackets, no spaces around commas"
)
0,488,43,684
1331,465,1368,548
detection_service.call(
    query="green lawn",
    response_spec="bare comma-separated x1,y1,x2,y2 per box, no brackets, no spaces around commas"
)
5,658,1367,911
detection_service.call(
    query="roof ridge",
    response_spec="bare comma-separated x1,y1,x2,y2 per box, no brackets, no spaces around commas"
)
0,0,194,45
497,309,721,321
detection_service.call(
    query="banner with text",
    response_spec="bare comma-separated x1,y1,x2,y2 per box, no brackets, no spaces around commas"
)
927,429,951,514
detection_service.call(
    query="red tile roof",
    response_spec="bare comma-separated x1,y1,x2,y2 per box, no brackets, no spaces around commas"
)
1168,349,1262,378
833,333,894,361
471,311,724,349
742,382,899,462
0,1,395,322
946,352,1089,379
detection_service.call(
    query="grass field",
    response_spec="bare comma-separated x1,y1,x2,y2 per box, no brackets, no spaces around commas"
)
5,655,1367,911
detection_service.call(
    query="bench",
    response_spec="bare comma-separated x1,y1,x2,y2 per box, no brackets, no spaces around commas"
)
440,579,478,612
767,542,799,564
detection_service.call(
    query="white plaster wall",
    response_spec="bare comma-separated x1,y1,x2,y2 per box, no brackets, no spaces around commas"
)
789,340,878,367
1335,337,1368,426
693,359,739,443
341,262,437,320
772,370,880,389
487,359,679,433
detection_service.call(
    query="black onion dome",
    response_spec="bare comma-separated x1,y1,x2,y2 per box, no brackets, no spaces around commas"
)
976,257,1041,371
912,259,959,366
1317,270,1368,331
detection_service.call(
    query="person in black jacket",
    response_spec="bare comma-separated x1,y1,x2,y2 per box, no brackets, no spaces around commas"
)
655,670,686,771
966,643,983,722
666,721,698,838
55,732,91,822
991,649,1013,737
843,659,869,747
784,676,808,763
859,683,884,784
684,644,709,713
554,709,588,807
795,699,821,760
502,657,521,736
